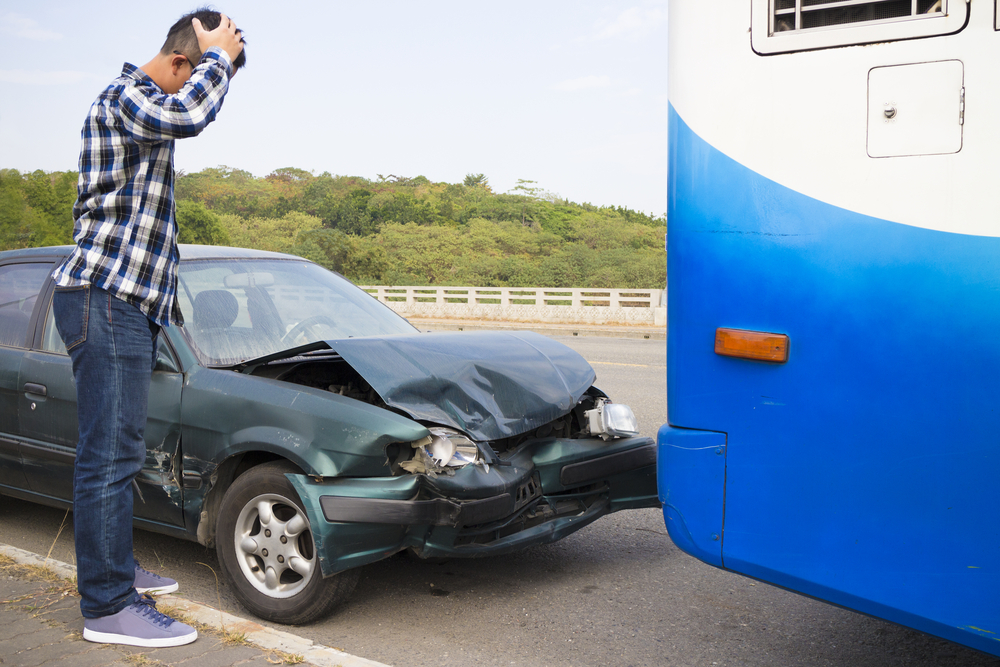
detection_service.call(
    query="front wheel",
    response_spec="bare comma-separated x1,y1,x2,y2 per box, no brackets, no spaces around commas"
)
216,461,359,624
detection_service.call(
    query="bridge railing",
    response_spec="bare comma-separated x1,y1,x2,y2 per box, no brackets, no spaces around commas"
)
359,286,666,327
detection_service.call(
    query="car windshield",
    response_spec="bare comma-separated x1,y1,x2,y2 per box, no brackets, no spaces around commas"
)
176,258,417,365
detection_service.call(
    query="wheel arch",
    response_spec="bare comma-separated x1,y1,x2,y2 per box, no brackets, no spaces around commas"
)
194,449,305,548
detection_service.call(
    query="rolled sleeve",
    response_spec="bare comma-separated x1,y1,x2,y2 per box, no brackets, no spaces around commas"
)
118,49,231,143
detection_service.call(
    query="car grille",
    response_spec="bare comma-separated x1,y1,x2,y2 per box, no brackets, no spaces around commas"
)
453,481,608,547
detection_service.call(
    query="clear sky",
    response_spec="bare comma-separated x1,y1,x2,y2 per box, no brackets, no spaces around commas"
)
0,1,667,217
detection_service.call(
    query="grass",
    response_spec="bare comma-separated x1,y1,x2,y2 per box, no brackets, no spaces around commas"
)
0,554,77,621
222,628,250,645
0,553,75,590
265,650,306,664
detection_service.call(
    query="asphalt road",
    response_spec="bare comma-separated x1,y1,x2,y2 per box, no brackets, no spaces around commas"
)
1,335,997,667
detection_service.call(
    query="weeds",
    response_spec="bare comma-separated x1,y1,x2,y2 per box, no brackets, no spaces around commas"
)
122,651,166,666
0,553,77,613
265,650,306,664
222,628,249,645
0,553,72,586
43,508,71,564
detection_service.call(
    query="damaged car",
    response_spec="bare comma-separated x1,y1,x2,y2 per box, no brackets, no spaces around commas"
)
0,245,659,624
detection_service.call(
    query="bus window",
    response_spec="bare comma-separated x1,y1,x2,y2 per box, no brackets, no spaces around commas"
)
752,0,967,53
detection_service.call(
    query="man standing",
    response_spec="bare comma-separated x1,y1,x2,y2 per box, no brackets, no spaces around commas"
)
50,9,245,648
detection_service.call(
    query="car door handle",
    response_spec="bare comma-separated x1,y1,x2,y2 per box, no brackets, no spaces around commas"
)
23,383,47,397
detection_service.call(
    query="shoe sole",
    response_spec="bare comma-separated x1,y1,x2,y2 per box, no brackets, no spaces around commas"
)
135,582,179,595
83,626,197,647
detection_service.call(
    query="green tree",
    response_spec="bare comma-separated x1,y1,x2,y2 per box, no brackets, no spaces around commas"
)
463,173,490,190
0,169,71,249
176,200,230,245
322,188,377,236
0,175,35,250
291,228,388,283
3,164,667,288
218,211,322,253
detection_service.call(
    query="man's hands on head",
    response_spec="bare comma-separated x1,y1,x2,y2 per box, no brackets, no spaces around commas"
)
192,14,244,67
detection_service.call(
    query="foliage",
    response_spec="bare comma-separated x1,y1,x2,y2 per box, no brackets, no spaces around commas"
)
217,211,322,254
1,166,666,289
463,173,490,190
176,200,230,245
0,169,75,250
366,216,663,288
291,228,388,284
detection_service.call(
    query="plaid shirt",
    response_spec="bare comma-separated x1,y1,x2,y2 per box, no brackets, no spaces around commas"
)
52,48,234,326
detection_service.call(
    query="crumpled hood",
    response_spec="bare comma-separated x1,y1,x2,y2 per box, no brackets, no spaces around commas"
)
326,330,596,441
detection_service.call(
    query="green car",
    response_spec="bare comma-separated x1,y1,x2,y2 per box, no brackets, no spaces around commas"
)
0,245,659,624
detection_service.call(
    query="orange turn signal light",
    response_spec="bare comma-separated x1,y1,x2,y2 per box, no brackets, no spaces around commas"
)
715,328,789,363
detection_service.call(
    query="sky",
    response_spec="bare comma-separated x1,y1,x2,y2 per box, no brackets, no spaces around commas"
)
0,1,667,217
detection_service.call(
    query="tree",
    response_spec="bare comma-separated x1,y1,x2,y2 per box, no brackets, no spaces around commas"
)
0,182,37,250
507,180,546,228
267,167,313,183
509,179,542,198
463,173,490,190
0,169,73,249
291,228,387,282
176,200,230,245
10,164,667,288
218,211,321,253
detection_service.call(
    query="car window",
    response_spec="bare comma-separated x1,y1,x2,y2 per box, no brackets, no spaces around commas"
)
0,263,51,348
176,258,417,365
42,293,179,368
40,295,67,354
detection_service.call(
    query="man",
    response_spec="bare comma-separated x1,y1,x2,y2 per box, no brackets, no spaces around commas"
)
50,9,245,648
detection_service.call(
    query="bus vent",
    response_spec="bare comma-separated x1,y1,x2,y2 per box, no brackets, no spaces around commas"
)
773,0,944,34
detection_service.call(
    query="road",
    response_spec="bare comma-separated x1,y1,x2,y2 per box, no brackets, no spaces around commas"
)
0,335,996,667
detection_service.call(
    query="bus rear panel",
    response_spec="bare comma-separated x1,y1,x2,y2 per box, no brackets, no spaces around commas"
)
660,0,999,656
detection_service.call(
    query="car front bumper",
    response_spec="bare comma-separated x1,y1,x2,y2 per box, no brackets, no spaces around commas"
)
288,435,658,576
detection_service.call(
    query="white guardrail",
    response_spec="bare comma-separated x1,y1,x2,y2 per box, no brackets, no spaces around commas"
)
360,286,667,327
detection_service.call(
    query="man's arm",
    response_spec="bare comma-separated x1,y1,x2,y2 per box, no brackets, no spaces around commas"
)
118,14,244,143
118,49,233,143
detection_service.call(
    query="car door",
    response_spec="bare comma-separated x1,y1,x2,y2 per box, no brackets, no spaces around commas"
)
0,260,54,492
17,291,186,529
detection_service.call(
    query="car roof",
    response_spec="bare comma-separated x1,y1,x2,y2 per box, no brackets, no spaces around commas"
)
0,245,304,263
0,245,73,262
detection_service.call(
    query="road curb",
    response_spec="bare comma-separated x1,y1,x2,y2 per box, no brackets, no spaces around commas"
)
0,543,390,667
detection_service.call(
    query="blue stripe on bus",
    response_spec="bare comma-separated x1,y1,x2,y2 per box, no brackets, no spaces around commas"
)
665,104,1000,656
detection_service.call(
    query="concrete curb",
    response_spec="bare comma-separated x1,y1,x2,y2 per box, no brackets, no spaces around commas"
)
0,544,390,667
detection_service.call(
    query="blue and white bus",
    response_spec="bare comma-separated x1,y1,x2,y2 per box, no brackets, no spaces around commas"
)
658,0,999,657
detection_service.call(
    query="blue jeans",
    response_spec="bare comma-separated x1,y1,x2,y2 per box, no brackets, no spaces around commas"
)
53,285,160,618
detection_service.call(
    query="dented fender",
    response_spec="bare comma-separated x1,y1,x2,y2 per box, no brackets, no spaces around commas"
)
179,364,431,479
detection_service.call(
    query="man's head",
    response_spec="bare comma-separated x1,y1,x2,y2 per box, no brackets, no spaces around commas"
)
160,8,247,72
145,8,246,94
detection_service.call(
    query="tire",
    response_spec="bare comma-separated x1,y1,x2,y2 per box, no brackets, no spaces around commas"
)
216,461,359,624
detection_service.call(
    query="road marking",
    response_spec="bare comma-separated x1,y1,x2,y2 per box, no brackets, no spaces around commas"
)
588,360,662,368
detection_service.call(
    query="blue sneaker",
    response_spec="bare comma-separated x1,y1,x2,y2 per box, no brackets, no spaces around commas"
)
134,559,178,595
83,594,197,647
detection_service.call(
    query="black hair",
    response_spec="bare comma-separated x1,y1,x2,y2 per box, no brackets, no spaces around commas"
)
161,7,247,71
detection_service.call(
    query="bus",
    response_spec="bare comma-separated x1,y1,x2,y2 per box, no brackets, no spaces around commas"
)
657,0,999,657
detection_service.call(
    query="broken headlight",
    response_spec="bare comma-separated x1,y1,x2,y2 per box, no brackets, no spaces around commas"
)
426,427,479,467
584,398,639,440
400,427,481,474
